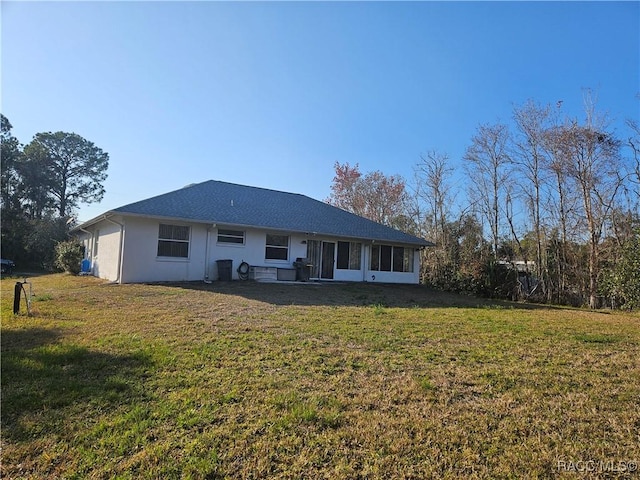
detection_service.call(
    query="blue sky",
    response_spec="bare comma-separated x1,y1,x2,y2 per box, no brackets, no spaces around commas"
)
2,1,639,223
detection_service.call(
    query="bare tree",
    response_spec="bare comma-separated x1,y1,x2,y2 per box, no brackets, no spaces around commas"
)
512,100,555,299
542,126,573,302
626,117,640,204
413,151,456,282
463,123,511,257
552,92,624,308
414,151,455,244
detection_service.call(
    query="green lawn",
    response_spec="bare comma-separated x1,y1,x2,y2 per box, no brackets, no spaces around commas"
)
2,274,639,479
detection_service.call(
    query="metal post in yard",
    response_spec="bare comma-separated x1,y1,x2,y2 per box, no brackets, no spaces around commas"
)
13,280,32,315
13,282,22,314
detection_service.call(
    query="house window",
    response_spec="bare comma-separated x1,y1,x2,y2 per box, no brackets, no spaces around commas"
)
370,245,414,273
265,234,289,260
217,229,245,245
157,224,190,258
337,241,362,270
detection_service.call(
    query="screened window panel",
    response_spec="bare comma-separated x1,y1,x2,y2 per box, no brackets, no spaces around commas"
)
393,247,405,272
403,248,414,273
370,245,380,271
337,241,350,270
349,242,361,270
380,245,392,271
306,240,321,278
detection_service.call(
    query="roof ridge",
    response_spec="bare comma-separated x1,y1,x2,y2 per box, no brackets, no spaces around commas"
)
116,179,309,211
200,179,310,199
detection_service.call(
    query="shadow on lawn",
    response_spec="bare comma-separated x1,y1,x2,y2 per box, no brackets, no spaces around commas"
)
167,280,560,310
1,327,153,442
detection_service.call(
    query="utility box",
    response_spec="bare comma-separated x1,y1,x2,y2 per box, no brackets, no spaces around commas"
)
216,259,233,281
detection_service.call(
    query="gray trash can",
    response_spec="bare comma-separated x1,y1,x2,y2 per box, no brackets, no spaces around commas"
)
216,259,233,281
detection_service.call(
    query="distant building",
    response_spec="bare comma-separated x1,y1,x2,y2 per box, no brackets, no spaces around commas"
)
497,260,538,294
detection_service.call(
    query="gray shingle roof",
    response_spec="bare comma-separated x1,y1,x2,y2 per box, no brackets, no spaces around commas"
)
108,180,430,246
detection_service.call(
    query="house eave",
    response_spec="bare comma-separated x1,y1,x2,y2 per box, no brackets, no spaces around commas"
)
73,211,432,247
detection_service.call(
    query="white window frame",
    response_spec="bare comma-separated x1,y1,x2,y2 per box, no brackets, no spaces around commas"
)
265,234,289,261
217,229,245,245
157,224,190,258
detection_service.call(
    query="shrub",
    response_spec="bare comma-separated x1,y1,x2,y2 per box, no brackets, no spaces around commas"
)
600,231,640,310
55,240,84,274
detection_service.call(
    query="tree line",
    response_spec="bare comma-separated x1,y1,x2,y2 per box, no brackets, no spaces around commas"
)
1,114,109,271
327,92,639,309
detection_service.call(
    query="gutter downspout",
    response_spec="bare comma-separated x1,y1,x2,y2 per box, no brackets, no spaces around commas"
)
104,215,125,284
204,224,214,283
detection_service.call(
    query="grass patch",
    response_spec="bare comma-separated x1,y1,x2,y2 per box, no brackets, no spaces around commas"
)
2,274,639,478
574,333,624,344
371,302,387,316
33,293,53,302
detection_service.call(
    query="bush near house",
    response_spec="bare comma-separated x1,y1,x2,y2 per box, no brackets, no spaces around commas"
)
2,275,639,479
55,240,84,274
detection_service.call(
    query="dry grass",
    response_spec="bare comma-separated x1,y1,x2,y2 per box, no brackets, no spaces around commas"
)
2,274,639,479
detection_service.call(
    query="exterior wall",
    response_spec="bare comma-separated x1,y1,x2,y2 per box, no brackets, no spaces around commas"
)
77,216,423,284
208,228,308,280
120,217,208,283
75,218,123,282
207,228,422,284
96,220,125,281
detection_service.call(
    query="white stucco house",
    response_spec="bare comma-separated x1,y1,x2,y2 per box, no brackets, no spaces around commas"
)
72,180,432,284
